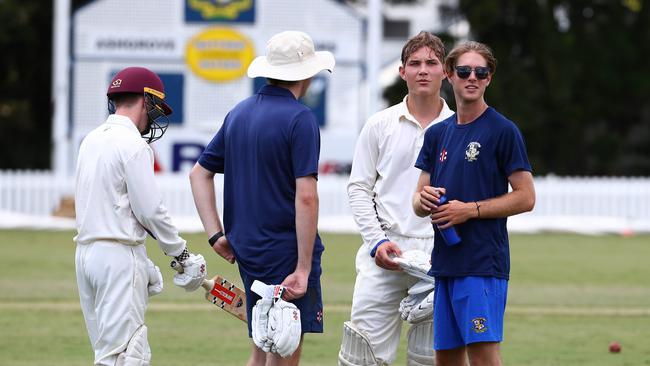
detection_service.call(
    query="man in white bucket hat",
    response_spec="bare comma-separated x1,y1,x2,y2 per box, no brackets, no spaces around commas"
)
189,31,334,366
248,31,335,81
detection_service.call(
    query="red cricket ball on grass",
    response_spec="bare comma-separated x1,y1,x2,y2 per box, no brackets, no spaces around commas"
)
609,341,621,353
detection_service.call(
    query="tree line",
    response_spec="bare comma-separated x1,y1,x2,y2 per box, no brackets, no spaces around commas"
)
386,0,649,175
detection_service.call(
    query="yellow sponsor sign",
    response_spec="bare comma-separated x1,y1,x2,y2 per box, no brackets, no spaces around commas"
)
186,27,255,83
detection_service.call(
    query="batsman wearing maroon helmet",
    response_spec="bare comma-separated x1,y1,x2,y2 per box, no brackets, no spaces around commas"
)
74,67,207,366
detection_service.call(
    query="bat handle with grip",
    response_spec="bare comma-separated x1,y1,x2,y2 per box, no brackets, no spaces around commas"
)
170,260,214,292
170,259,183,273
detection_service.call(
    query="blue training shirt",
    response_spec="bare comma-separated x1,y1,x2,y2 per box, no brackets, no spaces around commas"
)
198,85,324,282
415,107,532,279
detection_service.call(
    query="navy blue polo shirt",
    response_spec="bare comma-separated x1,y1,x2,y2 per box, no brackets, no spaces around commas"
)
198,85,324,282
415,107,532,280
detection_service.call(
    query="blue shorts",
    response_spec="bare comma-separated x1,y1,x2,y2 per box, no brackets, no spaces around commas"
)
240,272,324,337
433,276,508,350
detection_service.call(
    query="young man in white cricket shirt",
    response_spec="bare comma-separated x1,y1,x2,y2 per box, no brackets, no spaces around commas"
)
339,31,454,366
74,67,207,366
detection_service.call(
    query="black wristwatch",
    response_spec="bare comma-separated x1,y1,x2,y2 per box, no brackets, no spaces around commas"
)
208,231,224,247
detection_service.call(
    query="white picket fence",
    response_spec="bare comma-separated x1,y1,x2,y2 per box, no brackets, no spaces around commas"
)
1,170,649,234
0,171,75,217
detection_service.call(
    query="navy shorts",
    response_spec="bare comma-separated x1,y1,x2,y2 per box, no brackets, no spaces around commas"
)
240,272,324,337
433,276,508,350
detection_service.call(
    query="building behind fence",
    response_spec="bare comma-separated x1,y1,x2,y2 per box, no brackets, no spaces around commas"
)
1,171,649,234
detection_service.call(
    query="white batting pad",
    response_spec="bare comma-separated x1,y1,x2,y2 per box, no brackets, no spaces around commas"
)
338,321,380,366
115,325,151,366
406,320,434,366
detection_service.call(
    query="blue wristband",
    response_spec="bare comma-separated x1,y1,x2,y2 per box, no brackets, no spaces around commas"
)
370,238,389,257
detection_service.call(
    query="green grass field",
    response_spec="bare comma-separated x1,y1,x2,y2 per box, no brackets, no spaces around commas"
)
1,230,649,365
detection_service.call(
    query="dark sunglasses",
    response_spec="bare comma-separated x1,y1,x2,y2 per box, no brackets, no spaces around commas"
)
455,66,490,80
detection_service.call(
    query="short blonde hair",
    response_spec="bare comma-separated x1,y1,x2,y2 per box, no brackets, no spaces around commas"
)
445,41,497,76
401,31,446,65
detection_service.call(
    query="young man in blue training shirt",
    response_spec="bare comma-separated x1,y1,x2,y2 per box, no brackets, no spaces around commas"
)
189,31,335,366
413,41,536,366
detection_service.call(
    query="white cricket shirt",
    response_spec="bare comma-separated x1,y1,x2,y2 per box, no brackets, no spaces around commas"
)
348,96,454,250
74,114,186,257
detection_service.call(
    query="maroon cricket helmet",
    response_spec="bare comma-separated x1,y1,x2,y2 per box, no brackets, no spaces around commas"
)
106,67,173,115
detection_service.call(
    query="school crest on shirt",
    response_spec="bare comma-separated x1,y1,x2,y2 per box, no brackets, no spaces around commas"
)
465,142,481,162
471,317,488,333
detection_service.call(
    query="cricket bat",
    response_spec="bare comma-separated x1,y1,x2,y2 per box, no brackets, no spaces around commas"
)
171,260,247,323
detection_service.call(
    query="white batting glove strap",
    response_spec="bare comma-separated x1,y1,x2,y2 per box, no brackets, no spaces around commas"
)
172,253,206,292
252,298,273,351
251,280,286,300
407,290,434,324
146,259,163,297
268,299,301,358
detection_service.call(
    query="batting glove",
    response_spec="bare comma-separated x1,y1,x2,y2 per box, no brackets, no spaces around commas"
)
252,298,273,351
146,258,163,297
393,249,434,283
268,299,301,358
172,251,207,292
406,290,434,324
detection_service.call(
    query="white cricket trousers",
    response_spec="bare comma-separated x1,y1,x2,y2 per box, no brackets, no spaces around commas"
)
75,241,150,366
350,232,434,365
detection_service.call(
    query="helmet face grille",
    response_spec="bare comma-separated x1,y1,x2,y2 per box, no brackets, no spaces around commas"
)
105,87,171,144
143,93,169,144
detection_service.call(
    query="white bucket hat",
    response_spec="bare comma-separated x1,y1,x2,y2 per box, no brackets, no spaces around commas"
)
247,31,335,81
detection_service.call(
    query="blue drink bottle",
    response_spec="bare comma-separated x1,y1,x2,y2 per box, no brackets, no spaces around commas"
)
437,195,461,245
